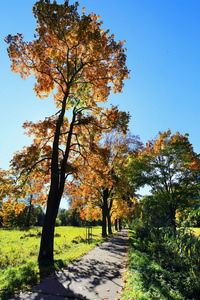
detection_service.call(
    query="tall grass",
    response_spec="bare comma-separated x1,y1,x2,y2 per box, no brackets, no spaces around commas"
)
121,222,200,300
0,226,103,299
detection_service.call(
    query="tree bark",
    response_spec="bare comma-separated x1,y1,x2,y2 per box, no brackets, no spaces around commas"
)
107,196,113,235
101,187,113,237
38,97,76,265
169,204,177,232
119,218,122,230
115,219,118,231
38,192,61,264
101,205,107,237
107,212,112,235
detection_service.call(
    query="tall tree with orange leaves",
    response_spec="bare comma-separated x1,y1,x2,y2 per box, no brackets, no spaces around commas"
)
5,0,130,264
68,131,140,237
127,130,200,231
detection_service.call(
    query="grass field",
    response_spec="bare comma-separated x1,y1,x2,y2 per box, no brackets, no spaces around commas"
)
0,226,104,299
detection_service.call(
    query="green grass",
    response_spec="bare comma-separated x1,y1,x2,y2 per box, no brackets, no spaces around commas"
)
190,227,200,236
0,226,103,299
121,229,200,300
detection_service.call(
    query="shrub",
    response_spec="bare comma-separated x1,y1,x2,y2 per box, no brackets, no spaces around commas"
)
122,226,200,300
131,218,149,240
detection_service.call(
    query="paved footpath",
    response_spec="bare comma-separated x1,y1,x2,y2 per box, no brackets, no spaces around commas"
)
12,229,128,300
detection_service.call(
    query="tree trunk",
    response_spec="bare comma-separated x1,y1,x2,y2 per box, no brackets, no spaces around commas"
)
169,204,176,232
119,218,122,230
171,213,177,232
102,188,109,238
102,205,107,237
115,219,118,231
107,212,112,235
38,191,61,264
38,97,76,265
107,197,113,235
101,187,114,237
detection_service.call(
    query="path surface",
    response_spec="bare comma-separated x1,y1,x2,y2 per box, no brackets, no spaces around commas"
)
12,229,128,300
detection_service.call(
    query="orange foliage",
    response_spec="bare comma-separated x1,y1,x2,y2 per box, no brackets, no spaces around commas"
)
68,132,139,223
5,0,129,103
4,0,131,258
190,157,200,170
0,200,26,227
4,0,131,213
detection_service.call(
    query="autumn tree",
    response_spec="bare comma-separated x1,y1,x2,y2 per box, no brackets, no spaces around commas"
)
100,132,141,234
5,0,129,264
0,168,27,227
68,131,140,237
0,169,14,203
105,132,142,228
66,139,115,237
127,130,200,231
0,143,50,228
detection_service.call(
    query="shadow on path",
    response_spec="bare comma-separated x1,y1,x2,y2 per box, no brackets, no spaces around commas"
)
12,229,128,300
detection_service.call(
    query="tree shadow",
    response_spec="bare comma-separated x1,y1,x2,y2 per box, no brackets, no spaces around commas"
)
98,229,128,257
11,230,127,300
12,261,89,300
64,258,122,280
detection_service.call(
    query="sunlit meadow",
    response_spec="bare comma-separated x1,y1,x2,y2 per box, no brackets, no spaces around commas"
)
0,226,103,299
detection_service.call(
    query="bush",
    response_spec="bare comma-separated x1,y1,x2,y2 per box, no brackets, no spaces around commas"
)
131,218,149,240
162,226,200,274
55,218,61,226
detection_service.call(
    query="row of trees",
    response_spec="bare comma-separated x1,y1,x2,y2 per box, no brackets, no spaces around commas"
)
127,130,200,231
56,208,102,227
1,130,199,230
1,0,200,267
0,201,45,228
0,204,101,228
0,130,140,231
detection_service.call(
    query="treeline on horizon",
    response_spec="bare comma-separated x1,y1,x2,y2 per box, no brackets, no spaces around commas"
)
0,205,102,228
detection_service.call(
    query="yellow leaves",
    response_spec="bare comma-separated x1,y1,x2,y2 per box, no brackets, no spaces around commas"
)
82,7,85,14
68,130,134,224
0,200,26,227
0,169,15,201
175,211,181,221
80,208,86,220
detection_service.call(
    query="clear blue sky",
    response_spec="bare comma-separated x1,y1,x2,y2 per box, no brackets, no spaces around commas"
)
0,1,200,206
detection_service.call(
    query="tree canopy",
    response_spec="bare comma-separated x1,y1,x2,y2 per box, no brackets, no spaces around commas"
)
66,131,140,236
5,0,130,264
127,130,200,230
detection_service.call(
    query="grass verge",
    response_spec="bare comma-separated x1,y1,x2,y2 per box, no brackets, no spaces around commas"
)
121,229,200,300
0,226,104,299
